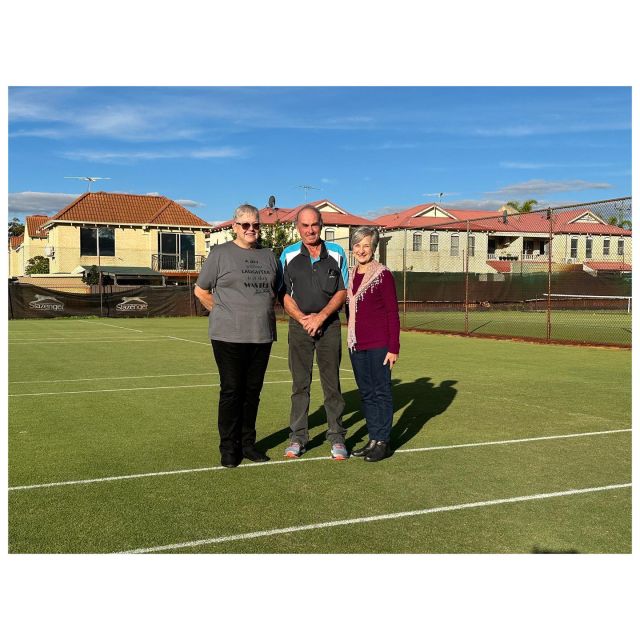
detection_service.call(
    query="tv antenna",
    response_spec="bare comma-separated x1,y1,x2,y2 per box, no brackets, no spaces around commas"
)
64,177,112,192
297,184,319,202
423,192,459,203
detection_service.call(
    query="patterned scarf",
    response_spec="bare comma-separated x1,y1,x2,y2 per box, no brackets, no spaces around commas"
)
347,259,388,351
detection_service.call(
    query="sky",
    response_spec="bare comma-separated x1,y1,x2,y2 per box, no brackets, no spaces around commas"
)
8,86,631,225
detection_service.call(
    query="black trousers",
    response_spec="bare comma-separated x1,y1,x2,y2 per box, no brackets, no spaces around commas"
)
211,340,272,456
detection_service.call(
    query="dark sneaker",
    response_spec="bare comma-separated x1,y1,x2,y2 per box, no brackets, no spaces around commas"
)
364,441,390,462
351,439,377,457
330,442,349,460
284,442,305,458
242,447,270,463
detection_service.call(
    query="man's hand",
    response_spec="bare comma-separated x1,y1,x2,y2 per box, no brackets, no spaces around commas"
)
301,313,325,336
383,352,398,369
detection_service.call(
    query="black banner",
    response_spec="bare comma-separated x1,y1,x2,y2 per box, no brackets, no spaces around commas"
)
8,283,208,319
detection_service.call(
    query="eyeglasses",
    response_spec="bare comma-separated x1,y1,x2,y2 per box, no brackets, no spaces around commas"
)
235,221,261,230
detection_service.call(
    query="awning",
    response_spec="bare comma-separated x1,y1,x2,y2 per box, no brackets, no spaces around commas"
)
76,265,164,277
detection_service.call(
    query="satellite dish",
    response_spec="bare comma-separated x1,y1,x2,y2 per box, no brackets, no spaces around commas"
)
268,195,276,209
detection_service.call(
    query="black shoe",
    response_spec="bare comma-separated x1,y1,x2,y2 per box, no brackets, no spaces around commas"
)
221,452,240,468
242,447,270,463
351,439,377,457
364,440,390,462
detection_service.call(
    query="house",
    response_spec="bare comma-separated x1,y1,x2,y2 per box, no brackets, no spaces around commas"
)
8,214,50,277
373,203,632,275
207,199,372,254
9,192,213,285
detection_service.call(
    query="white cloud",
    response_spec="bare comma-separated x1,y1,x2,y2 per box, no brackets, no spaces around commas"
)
60,147,246,163
9,192,80,215
175,199,205,208
488,179,613,196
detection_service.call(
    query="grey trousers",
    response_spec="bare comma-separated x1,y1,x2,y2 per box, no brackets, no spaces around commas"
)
287,318,346,446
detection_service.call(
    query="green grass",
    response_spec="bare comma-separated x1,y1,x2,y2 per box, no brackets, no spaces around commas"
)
401,309,631,344
8,317,632,553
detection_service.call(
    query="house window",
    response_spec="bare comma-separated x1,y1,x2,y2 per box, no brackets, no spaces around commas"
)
80,227,115,256
325,229,335,241
570,237,578,259
468,235,475,257
159,232,196,269
412,233,422,251
617,238,625,256
586,237,592,259
603,237,610,256
450,235,459,257
430,233,438,252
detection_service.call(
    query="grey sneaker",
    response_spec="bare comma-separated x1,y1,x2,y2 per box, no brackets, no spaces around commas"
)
330,442,349,460
284,442,305,458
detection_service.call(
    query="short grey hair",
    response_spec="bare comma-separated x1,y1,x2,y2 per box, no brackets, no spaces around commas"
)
296,205,323,225
351,226,379,252
234,203,259,221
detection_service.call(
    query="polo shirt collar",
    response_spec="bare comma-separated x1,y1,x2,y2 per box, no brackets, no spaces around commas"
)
299,240,327,259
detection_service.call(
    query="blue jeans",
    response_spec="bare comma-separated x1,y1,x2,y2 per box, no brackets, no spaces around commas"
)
349,347,393,442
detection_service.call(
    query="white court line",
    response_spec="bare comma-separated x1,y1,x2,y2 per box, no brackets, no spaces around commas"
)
9,338,172,345
119,483,632,553
166,335,210,346
77,319,144,333
8,376,355,397
9,370,291,384
8,428,630,492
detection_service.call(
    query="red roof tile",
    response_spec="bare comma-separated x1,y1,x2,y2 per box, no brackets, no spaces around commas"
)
10,234,24,249
583,262,631,271
212,200,371,231
26,215,49,238
486,260,512,273
46,192,212,228
377,204,632,236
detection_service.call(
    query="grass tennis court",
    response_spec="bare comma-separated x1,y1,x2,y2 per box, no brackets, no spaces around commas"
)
8,317,631,553
401,309,631,345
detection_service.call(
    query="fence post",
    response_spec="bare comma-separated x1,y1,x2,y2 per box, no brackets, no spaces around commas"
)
402,247,407,327
464,221,470,334
546,208,553,342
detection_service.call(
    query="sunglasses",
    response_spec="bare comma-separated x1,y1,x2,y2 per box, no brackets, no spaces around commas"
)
235,221,261,230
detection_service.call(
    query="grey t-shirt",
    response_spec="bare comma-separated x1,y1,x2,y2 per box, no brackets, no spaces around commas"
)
196,241,280,343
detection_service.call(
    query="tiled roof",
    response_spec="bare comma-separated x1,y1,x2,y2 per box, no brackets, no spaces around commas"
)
486,260,512,273
583,262,631,271
26,215,49,238
10,234,24,249
211,199,371,231
46,192,212,228
378,204,632,236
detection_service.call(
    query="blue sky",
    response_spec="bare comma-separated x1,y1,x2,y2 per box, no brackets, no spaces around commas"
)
8,86,631,223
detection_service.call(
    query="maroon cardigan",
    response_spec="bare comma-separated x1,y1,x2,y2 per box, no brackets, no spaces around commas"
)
350,269,401,354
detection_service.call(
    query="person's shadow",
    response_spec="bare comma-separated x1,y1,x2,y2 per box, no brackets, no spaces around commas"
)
256,376,458,454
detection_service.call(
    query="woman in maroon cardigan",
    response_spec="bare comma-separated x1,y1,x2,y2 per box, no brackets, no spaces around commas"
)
347,226,400,462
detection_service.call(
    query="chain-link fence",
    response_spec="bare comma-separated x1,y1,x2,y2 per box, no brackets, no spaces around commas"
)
9,197,631,345
372,197,631,346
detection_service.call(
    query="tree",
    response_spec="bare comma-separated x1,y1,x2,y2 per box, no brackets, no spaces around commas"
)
259,221,296,258
505,199,539,212
607,216,631,230
25,255,49,275
8,217,25,237
82,265,100,285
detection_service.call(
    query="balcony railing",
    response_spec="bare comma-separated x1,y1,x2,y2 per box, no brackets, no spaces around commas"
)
152,254,205,272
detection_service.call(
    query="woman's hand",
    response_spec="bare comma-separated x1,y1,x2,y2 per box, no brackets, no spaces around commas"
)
383,352,398,369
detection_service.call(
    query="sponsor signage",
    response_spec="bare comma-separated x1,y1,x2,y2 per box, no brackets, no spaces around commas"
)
115,296,149,312
28,294,64,311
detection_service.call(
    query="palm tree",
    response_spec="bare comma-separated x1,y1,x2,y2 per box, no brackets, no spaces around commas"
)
505,199,539,212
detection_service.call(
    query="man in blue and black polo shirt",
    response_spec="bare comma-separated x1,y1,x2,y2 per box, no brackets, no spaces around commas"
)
280,206,349,460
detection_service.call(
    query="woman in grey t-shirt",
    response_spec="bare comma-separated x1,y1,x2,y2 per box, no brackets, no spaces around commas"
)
194,204,280,468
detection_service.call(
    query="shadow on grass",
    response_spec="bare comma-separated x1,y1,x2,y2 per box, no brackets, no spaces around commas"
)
256,376,458,455
531,546,579,554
